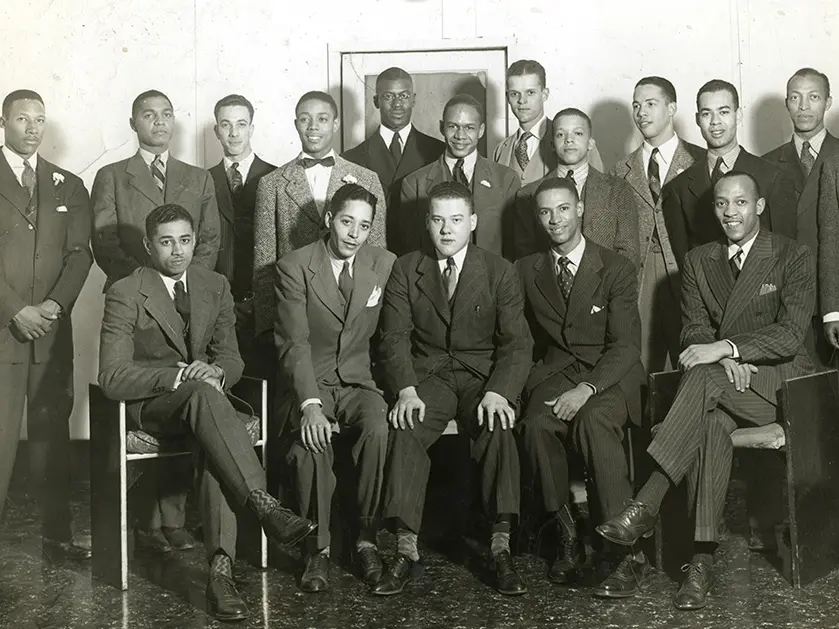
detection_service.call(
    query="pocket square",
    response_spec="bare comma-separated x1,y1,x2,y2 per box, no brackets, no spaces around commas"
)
590,305,603,314
479,179,492,188
759,283,777,295
56,205,68,213
366,285,383,307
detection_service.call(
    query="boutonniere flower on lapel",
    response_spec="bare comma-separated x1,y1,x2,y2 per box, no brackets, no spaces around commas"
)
366,285,383,308
342,174,358,185
479,179,492,188
52,172,65,186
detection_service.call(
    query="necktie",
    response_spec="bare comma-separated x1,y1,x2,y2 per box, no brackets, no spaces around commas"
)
151,155,166,193
338,261,353,306
556,256,574,301
21,159,36,202
228,161,243,195
300,155,336,169
710,156,724,187
389,132,403,164
565,169,576,188
729,248,743,280
515,131,533,171
174,280,190,331
442,257,458,302
648,147,661,205
800,140,816,177
452,158,469,188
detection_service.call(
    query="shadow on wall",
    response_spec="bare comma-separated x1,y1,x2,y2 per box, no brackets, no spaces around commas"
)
750,94,789,156
590,99,634,172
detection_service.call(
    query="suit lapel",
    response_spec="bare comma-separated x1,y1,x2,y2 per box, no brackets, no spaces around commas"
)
472,157,495,244
126,152,164,205
140,268,189,360
622,148,655,209
346,246,378,323
426,156,449,187
309,239,345,322
283,161,321,226
565,244,603,329
702,241,735,313
687,161,711,200
666,140,698,185
369,133,397,186
533,250,567,319
326,156,352,203
416,251,451,324
187,270,212,357
211,162,235,224
33,158,58,234
800,133,839,215
164,157,189,203
721,231,776,331
0,149,37,223
451,246,485,322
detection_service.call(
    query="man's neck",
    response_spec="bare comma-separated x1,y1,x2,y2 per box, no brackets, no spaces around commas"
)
383,121,410,133
707,140,738,158
303,146,333,159
446,149,476,160
225,147,253,162
5,145,37,160
139,142,168,155
558,158,588,170
794,124,825,142
645,127,676,148
553,234,582,257
519,114,544,133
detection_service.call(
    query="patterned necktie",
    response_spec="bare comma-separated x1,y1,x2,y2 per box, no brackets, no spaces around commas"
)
338,261,353,306
710,156,725,187
800,140,815,177
389,132,403,164
151,155,166,193
443,257,458,302
174,280,190,331
565,169,576,188
556,256,574,300
648,147,661,205
300,155,336,169
228,161,243,195
515,131,533,171
729,248,743,280
21,159,36,201
453,158,469,187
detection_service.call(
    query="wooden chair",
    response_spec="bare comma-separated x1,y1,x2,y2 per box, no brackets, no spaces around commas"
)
89,377,269,590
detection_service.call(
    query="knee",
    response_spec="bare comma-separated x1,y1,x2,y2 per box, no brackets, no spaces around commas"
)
573,406,617,438
680,363,722,385
357,414,389,443
516,412,553,444
179,380,225,402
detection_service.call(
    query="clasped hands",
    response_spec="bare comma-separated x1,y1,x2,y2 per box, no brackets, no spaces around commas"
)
388,387,517,432
678,339,758,393
12,300,62,341
176,360,224,392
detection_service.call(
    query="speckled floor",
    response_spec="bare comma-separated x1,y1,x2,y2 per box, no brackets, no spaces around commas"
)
2,479,839,629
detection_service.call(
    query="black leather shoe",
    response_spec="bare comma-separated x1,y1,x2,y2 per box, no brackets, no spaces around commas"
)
673,560,715,610
162,527,195,551
549,533,585,585
491,550,528,596
372,554,422,596
358,546,384,585
206,573,249,621
593,553,653,598
42,538,92,562
134,529,173,553
596,500,658,546
300,552,330,593
260,505,317,547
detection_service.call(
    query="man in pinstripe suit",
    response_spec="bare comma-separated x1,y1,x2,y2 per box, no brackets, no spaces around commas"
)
597,171,814,610
373,181,533,597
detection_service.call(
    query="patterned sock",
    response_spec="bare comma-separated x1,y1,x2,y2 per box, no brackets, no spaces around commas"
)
636,468,671,512
396,528,419,562
490,531,511,556
209,551,233,578
246,489,277,519
555,504,576,538
356,539,377,552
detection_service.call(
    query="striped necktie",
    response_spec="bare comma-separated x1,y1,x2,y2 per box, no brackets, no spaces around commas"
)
151,155,166,193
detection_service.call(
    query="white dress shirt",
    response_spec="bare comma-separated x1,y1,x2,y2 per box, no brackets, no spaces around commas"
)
139,147,169,173
725,231,759,358
556,162,589,197
517,115,547,161
160,271,189,389
444,150,478,185
223,150,255,183
707,144,740,177
379,123,412,153
436,242,469,276
1,146,38,186
550,236,586,277
300,149,336,213
642,133,680,182
794,127,827,162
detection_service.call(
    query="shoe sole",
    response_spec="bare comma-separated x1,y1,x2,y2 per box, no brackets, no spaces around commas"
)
276,522,318,547
595,525,655,547
211,610,249,622
673,582,715,611
497,587,528,596
592,570,654,598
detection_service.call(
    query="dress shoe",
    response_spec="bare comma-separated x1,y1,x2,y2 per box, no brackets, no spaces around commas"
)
593,553,653,598
491,550,528,596
748,526,777,552
548,534,585,585
260,505,317,547
372,554,422,596
206,573,249,621
42,538,92,562
134,528,173,553
673,560,715,610
300,552,330,593
596,500,657,546
162,526,195,551
357,546,384,585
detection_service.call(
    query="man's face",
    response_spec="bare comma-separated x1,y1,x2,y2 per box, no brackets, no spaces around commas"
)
295,98,339,158
130,96,174,151
374,78,415,132
144,219,194,278
440,103,485,159
536,187,583,247
553,114,594,167
506,74,549,127
426,196,476,258
696,90,740,150
325,199,374,259
632,84,677,141
0,99,45,158
786,74,832,136
214,105,254,159
713,176,764,246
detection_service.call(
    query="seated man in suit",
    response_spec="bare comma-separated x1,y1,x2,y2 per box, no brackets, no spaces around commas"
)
275,183,394,592
494,59,604,185
514,109,639,267
663,80,799,268
98,204,316,621
515,177,647,596
398,94,520,258
92,89,221,553
598,172,814,610
374,181,533,597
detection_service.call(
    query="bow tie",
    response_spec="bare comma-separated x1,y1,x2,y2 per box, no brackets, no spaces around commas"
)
300,155,336,169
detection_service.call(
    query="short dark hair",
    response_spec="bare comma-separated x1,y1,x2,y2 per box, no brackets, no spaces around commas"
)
553,107,592,132
697,79,739,110
714,170,762,198
145,204,194,238
376,67,413,91
534,176,580,206
2,90,44,118
427,181,474,215
295,91,338,118
327,183,378,220
132,90,173,119
214,94,254,122
788,67,831,99
442,94,484,124
507,60,547,88
635,76,678,103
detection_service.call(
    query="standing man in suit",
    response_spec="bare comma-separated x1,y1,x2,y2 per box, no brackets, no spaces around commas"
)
598,172,814,610
373,181,532,597
98,204,316,621
514,109,639,267
613,77,705,371
92,89,221,553
208,94,276,372
252,90,386,341
764,68,836,368
275,183,394,592
342,66,445,246
515,177,647,596
0,90,92,560
494,59,604,186
398,95,520,258
663,80,800,268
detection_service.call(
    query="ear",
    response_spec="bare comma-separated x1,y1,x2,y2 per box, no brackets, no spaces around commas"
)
143,237,151,257
324,210,334,230
470,212,478,232
373,95,380,111
439,120,445,136
0,117,5,130
543,87,550,102
129,117,137,133
694,112,701,128
213,124,221,141
478,122,486,139
827,96,834,113
587,137,595,153
333,116,341,133
576,201,585,218
668,101,678,117
735,107,744,126
756,197,766,216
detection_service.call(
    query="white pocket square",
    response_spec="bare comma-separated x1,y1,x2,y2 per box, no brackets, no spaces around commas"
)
759,283,777,295
479,179,492,188
366,286,383,307
56,205,68,213
590,305,603,314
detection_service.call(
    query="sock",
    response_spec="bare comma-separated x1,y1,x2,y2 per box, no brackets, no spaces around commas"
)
635,468,671,512
246,489,277,519
490,532,510,556
356,539,377,552
555,504,576,538
693,542,717,566
209,551,233,578
316,546,330,557
396,528,419,562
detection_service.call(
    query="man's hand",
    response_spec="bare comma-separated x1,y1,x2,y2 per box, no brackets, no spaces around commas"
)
38,299,62,319
300,404,332,454
720,357,758,393
12,305,56,340
825,322,839,350
177,360,223,383
678,340,732,371
544,384,594,422
477,391,516,432
389,386,425,430
203,375,224,393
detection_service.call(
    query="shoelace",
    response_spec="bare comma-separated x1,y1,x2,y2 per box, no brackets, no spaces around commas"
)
680,561,709,579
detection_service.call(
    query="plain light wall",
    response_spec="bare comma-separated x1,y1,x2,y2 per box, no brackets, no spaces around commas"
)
0,0,835,437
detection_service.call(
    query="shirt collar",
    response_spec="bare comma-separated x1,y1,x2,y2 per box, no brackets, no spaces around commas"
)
707,144,740,172
444,150,478,178
380,123,413,148
1,146,38,171
643,133,679,166
299,148,336,162
437,242,470,271
326,243,356,275
139,147,169,168
794,127,827,156
551,236,586,271
556,161,589,180
517,115,547,141
728,231,759,260
223,150,255,172
157,269,187,297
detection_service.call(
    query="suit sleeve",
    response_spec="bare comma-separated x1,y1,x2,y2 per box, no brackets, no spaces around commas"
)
253,176,277,336
379,260,419,395
47,176,93,311
819,160,839,315
501,173,522,261
91,166,143,281
492,139,505,163
513,187,539,261
765,168,800,242
662,183,688,269
193,171,220,271
397,175,422,257
679,252,717,348
0,269,27,327
612,179,640,270
207,275,244,387
367,173,388,250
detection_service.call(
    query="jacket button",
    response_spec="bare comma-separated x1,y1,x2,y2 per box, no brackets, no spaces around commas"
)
28,224,33,230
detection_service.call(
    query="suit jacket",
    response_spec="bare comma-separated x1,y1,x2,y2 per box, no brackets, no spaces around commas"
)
92,151,220,288
517,240,646,424
379,245,533,404
662,147,800,269
98,265,244,426
681,230,813,402
252,155,386,336
396,154,520,259
816,153,839,315
209,155,276,299
513,168,640,268
0,151,92,363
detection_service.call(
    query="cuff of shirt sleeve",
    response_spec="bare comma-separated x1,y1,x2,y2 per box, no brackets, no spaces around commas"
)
300,398,322,412
173,368,185,390
824,312,839,323
580,382,597,395
725,339,739,359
